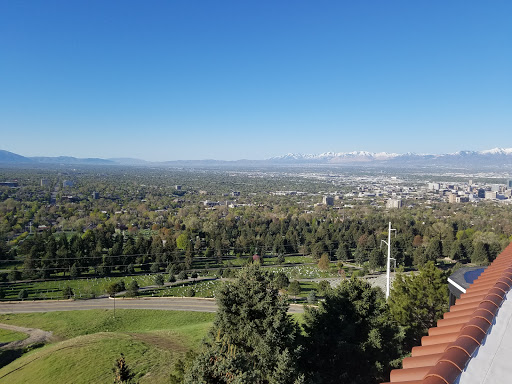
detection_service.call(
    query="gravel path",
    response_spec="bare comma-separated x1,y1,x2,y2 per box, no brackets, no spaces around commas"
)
0,323,53,350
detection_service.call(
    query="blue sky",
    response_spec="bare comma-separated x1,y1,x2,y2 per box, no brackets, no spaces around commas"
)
1,1,511,161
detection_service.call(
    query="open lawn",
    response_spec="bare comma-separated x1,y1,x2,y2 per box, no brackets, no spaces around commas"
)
0,309,215,383
136,279,223,299
0,328,28,344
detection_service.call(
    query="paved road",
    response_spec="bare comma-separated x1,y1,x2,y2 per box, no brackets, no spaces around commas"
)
0,297,305,314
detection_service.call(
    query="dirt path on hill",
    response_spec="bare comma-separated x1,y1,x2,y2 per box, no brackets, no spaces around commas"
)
0,323,53,350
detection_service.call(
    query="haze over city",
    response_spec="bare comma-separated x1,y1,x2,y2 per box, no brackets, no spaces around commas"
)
1,1,511,161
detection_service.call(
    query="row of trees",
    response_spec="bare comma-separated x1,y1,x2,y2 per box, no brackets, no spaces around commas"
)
4,206,509,281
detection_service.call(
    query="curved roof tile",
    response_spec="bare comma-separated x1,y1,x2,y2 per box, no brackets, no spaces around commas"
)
382,242,512,384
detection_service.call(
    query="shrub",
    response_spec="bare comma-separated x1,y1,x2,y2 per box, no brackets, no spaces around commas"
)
126,280,139,297
178,271,188,280
63,286,74,299
18,289,28,300
155,274,165,286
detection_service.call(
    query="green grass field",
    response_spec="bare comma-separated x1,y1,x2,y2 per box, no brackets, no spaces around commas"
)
0,310,215,383
135,279,223,298
0,328,28,344
1,274,217,301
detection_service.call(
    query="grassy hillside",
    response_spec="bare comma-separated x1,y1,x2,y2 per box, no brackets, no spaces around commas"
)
0,310,215,383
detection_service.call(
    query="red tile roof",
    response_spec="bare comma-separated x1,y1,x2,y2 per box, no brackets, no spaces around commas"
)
382,242,512,384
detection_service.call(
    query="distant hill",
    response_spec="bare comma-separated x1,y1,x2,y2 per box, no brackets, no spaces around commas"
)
0,150,33,163
1,147,512,169
30,156,116,165
108,158,151,166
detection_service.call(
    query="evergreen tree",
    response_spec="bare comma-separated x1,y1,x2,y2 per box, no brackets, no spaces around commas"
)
185,265,301,384
63,285,74,299
70,263,80,279
424,239,443,263
368,248,385,271
154,274,165,286
450,241,466,261
354,245,368,265
471,242,490,265
288,280,301,297
336,243,351,261
126,280,139,297
413,247,427,267
300,278,403,384
388,262,448,351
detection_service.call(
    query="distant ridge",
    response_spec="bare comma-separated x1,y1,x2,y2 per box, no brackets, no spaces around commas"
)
31,156,115,165
0,150,33,163
1,148,512,168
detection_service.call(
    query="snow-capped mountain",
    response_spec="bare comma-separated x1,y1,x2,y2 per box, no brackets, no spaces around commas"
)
267,148,512,167
479,148,512,155
270,151,401,163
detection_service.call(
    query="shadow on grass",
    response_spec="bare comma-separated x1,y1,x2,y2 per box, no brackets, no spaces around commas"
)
0,342,45,370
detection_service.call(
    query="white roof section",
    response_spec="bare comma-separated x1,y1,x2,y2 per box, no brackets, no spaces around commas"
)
457,292,512,384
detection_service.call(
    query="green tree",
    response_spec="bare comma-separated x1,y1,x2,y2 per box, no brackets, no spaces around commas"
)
368,248,385,272
413,246,427,267
388,262,448,350
300,278,403,384
70,263,80,279
106,282,123,297
336,243,351,261
450,241,466,261
150,262,160,273
471,242,490,265
8,267,21,282
274,272,289,290
176,233,189,250
185,265,301,384
126,280,139,297
155,274,165,286
63,285,74,299
18,289,28,300
307,290,317,304
317,280,331,296
317,253,330,271
288,280,301,297
354,245,368,265
425,239,443,263
178,271,188,280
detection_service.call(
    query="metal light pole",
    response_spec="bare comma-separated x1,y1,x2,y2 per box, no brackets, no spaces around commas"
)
381,222,396,300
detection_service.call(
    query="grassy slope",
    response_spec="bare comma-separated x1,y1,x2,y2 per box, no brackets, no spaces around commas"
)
0,310,215,383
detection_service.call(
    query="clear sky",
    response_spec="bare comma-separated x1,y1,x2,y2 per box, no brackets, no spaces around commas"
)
1,1,511,161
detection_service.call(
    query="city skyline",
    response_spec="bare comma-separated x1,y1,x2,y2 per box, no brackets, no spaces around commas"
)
1,1,511,161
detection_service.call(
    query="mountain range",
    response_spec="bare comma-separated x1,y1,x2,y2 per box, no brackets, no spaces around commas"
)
1,148,512,168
